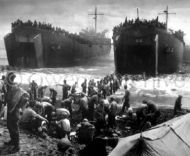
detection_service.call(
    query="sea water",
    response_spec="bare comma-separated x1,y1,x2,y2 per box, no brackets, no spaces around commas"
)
0,49,115,97
1,49,190,108
0,58,8,66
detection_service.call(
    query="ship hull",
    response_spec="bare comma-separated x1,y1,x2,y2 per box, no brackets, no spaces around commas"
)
113,26,184,75
4,26,111,68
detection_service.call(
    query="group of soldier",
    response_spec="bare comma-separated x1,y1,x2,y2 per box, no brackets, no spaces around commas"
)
0,72,121,153
11,19,110,46
0,72,186,154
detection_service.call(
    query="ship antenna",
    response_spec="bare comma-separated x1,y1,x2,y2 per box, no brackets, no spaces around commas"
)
88,6,104,33
158,6,176,30
137,8,139,19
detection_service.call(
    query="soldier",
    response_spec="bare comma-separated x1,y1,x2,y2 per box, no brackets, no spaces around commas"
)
142,99,160,126
79,93,89,120
56,117,71,139
0,75,6,94
29,80,38,100
35,101,55,124
113,77,120,94
88,94,99,121
61,96,74,119
173,95,186,116
20,104,48,133
71,82,77,94
4,72,29,152
38,85,47,99
49,88,57,106
57,80,71,100
108,97,118,128
0,75,6,112
81,79,87,94
120,85,130,114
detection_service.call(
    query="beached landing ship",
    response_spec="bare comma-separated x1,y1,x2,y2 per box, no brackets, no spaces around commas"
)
113,7,185,75
4,9,111,68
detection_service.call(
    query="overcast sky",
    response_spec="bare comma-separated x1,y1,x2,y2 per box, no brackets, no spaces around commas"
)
0,0,190,56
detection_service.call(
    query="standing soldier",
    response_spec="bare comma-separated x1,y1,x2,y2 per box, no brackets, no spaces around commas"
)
120,85,130,114
108,97,118,128
38,85,47,99
71,82,77,94
59,80,71,100
4,72,29,152
113,77,120,94
88,93,99,121
0,75,6,94
56,80,71,100
81,79,87,94
29,80,38,101
79,93,88,120
49,88,57,106
109,79,113,95
88,80,93,96
0,75,6,112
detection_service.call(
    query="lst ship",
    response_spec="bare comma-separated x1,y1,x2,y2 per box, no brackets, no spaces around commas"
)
4,8,111,68
113,7,185,75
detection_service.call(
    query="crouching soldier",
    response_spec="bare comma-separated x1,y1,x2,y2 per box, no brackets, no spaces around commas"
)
4,72,29,152
173,95,186,117
76,119,95,145
34,101,55,124
61,96,74,119
20,104,48,137
55,108,71,139
51,108,71,139
137,100,160,129
56,117,71,139
143,100,160,125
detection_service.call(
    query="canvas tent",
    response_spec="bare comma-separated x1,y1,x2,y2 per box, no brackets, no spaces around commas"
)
109,113,190,156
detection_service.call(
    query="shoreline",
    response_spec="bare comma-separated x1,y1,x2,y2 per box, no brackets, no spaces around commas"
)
1,66,190,110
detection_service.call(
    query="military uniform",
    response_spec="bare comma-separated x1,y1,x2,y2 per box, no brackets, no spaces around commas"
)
121,88,130,113
62,83,71,100
88,94,98,121
49,88,57,106
5,72,29,152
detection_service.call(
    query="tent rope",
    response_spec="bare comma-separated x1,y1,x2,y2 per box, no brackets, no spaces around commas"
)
169,126,190,149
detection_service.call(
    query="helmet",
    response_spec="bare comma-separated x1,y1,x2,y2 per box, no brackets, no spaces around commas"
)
142,100,148,104
61,118,71,132
6,72,16,84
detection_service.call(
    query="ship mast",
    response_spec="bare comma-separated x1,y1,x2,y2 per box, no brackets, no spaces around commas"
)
88,6,104,33
137,8,139,19
158,6,176,30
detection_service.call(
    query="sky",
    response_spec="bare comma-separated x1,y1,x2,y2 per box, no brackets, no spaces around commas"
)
0,0,190,56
